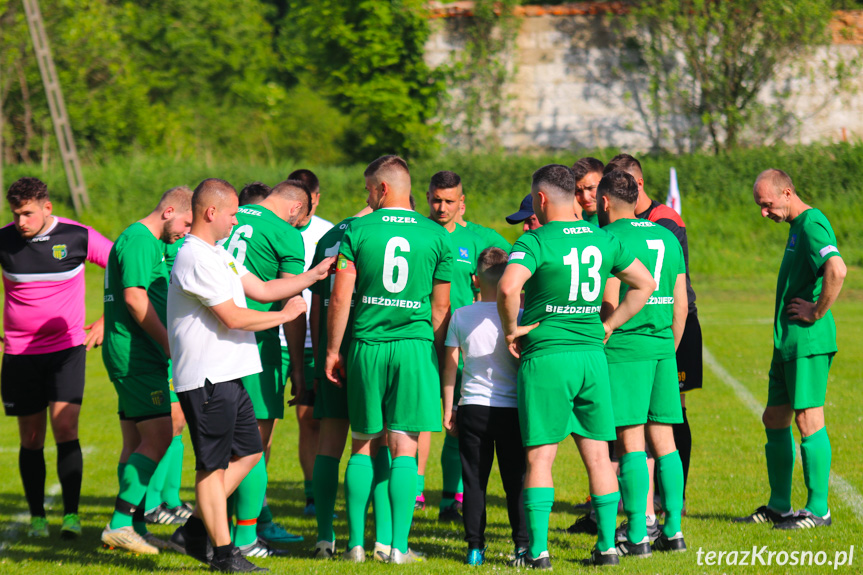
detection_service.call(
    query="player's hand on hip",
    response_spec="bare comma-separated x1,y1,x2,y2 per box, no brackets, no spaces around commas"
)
602,321,613,344
325,351,346,387
506,322,539,359
787,298,818,323
282,297,307,322
313,256,337,280
84,316,105,350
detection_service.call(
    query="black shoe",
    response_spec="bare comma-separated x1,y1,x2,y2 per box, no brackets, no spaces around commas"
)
616,538,652,558
774,510,832,530
527,551,552,569
509,546,529,568
171,525,213,563
210,546,268,572
565,513,597,535
238,538,290,557
588,547,620,566
653,532,687,552
438,502,462,523
145,503,184,525
733,505,792,524
614,518,660,543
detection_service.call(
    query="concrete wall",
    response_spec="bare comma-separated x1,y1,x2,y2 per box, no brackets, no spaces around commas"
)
425,8,863,152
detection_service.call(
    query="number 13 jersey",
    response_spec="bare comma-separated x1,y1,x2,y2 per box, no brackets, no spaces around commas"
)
338,208,453,343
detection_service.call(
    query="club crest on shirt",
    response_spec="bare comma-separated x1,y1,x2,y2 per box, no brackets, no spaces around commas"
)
458,247,469,259
52,244,68,260
228,262,238,275
788,234,797,249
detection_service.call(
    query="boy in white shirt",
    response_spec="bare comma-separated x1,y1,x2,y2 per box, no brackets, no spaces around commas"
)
442,247,529,567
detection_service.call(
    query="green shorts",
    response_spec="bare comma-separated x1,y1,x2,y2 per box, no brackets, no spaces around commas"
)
314,376,349,420
240,363,286,420
608,357,682,427
347,339,441,435
767,351,834,409
113,367,172,419
518,350,615,446
282,346,316,391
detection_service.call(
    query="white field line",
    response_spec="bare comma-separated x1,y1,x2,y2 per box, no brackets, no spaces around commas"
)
703,345,863,524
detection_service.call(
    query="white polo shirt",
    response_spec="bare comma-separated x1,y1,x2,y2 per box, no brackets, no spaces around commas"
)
168,234,262,392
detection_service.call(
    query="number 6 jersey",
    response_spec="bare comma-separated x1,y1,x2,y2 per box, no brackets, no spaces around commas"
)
338,208,453,343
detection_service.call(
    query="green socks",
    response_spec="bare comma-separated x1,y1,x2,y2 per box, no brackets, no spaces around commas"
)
345,454,374,549
304,480,314,502
440,433,462,510
110,453,157,529
313,455,340,543
801,427,831,517
656,451,685,536
416,474,425,498
765,426,795,513
389,456,417,554
524,487,554,558
592,491,620,552
162,435,185,509
618,451,648,543
373,447,393,546
234,457,268,547
258,503,273,525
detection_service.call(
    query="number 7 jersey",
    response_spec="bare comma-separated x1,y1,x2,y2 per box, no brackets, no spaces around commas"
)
509,221,635,358
338,208,453,343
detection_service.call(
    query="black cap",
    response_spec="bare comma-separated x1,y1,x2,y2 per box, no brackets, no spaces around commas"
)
505,193,534,224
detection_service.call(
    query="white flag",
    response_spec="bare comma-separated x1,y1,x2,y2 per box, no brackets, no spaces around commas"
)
666,167,681,215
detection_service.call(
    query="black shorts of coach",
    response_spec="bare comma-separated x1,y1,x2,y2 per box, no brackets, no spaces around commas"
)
677,312,703,393
1,345,86,416
178,378,263,471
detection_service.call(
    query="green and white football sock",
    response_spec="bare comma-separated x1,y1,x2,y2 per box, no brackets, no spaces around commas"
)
233,457,267,547
592,491,620,552
618,451,648,543
656,451,684,536
110,454,157,529
801,427,831,517
524,487,554,558
345,454,374,549
765,426,795,513
389,456,417,554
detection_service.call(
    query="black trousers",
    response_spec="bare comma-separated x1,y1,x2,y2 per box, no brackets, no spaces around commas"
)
457,404,528,549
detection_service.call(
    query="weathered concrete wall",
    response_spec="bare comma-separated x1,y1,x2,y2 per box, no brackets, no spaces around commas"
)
426,7,863,152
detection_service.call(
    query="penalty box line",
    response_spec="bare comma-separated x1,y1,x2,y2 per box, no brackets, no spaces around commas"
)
703,345,863,525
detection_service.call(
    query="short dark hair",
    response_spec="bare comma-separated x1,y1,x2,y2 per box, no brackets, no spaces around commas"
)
364,155,410,179
572,157,605,182
598,170,639,205
239,182,272,206
429,170,462,194
477,247,509,283
192,178,236,215
288,169,320,195
272,179,312,215
7,177,49,207
531,164,576,199
605,154,643,179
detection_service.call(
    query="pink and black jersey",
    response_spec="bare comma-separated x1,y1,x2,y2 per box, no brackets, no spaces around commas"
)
0,216,112,355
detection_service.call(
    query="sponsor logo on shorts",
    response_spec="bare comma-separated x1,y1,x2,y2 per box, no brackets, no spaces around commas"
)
646,296,674,305
52,244,68,260
382,215,417,223
563,226,592,235
362,295,421,309
545,304,600,314
819,245,839,258
151,390,165,406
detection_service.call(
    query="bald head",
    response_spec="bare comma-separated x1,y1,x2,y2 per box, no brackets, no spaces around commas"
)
193,178,237,217
754,168,796,197
364,155,412,209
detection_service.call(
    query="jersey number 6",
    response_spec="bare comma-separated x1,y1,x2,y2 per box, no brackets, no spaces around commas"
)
383,236,410,294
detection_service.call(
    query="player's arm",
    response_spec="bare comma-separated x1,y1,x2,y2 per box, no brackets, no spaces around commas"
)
787,256,847,323
431,279,452,360
280,271,307,405
672,273,688,350
600,277,621,322
242,256,335,303
209,297,306,332
325,258,356,385
497,263,539,358
441,345,459,436
604,260,655,343
124,287,170,356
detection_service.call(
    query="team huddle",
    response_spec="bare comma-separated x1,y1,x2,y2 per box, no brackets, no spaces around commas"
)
0,153,844,572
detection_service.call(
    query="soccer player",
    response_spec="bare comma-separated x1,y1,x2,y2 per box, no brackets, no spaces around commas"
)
326,155,453,563
497,164,654,568
606,153,702,511
238,182,272,207
426,170,486,521
457,192,512,252
221,180,311,555
101,186,193,554
167,178,331,572
0,177,111,539
735,169,846,529
505,193,542,232
442,247,528,566
573,157,603,226
288,168,335,516
597,170,689,555
308,204,378,560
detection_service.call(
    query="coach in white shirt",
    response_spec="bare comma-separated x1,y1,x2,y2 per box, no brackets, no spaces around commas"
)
167,178,333,570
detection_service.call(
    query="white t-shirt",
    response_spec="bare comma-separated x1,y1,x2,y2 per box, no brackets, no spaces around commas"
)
298,215,333,349
168,234,263,392
444,302,522,408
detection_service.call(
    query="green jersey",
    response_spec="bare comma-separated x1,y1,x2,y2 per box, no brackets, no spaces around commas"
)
223,205,305,364
463,220,512,252
338,208,453,343
774,209,840,360
509,220,635,359
603,219,685,362
311,216,358,370
163,236,183,272
103,222,169,377
447,224,485,311
583,212,599,226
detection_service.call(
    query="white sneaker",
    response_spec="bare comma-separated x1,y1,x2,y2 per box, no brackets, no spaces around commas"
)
101,524,159,555
390,547,423,564
373,542,391,561
342,545,365,562
314,540,335,559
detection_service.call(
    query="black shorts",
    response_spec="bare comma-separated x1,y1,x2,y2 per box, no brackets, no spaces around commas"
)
178,379,263,471
676,312,703,393
2,346,86,416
